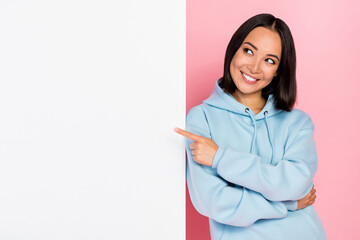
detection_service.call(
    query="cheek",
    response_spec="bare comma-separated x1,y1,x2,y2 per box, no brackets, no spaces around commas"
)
229,61,238,77
230,57,245,75
264,68,278,81
230,52,247,68
233,56,247,68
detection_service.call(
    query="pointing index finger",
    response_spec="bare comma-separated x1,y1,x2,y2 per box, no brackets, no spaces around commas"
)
174,127,201,141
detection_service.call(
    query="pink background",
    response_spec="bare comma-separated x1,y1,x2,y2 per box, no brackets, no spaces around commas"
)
186,0,360,239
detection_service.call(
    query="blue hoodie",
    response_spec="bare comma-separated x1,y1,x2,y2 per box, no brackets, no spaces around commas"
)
185,79,327,240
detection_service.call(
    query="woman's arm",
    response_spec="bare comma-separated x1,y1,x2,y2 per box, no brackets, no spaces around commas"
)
177,107,317,203
211,115,317,202
184,106,300,227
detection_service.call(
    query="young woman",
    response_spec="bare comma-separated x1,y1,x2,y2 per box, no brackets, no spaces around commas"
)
175,13,327,239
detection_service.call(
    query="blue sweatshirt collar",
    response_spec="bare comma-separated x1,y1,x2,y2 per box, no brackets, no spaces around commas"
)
202,78,282,120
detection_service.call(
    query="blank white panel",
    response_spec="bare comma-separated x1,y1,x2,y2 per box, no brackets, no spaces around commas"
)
0,1,185,239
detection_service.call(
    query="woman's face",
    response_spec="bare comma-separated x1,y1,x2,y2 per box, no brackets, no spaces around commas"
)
230,26,282,97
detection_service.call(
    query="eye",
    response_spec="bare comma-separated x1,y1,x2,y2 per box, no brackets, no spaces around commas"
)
243,48,253,55
266,58,275,64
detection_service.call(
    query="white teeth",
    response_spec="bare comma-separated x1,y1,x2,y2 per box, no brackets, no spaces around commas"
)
242,72,257,81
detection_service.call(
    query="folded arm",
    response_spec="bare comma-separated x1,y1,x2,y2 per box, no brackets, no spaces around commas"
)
185,106,298,227
212,115,317,202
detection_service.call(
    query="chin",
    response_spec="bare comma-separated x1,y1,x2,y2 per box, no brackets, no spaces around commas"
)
234,84,261,95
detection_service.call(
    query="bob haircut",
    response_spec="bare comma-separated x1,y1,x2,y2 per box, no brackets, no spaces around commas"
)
218,13,297,111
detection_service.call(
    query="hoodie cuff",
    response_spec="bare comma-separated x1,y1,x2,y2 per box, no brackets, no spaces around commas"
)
283,200,298,211
212,147,224,169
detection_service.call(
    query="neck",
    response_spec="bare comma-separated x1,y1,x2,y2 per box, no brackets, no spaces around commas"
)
231,91,267,113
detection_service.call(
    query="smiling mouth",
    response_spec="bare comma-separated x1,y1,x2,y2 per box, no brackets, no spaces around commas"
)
241,71,259,82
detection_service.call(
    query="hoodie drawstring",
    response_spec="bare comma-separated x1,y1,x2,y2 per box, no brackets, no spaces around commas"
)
264,110,274,164
245,108,274,164
245,108,257,153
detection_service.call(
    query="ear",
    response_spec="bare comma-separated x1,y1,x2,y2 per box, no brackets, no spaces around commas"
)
274,71,278,77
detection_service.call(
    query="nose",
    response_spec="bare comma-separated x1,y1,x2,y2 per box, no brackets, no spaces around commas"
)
247,58,261,74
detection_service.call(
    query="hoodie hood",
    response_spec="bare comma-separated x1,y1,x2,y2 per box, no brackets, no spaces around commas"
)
202,79,282,120
202,78,283,157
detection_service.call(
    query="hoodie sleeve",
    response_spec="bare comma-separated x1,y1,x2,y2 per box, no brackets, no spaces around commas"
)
212,115,317,202
185,106,297,227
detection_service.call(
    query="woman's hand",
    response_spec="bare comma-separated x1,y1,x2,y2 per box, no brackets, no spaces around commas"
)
296,185,316,210
174,127,219,167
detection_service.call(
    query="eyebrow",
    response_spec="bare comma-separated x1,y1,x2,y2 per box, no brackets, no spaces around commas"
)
243,41,280,61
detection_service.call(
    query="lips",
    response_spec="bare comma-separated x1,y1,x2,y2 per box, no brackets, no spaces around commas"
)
241,71,259,84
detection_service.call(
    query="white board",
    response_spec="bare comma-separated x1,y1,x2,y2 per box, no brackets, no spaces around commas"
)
0,1,185,239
